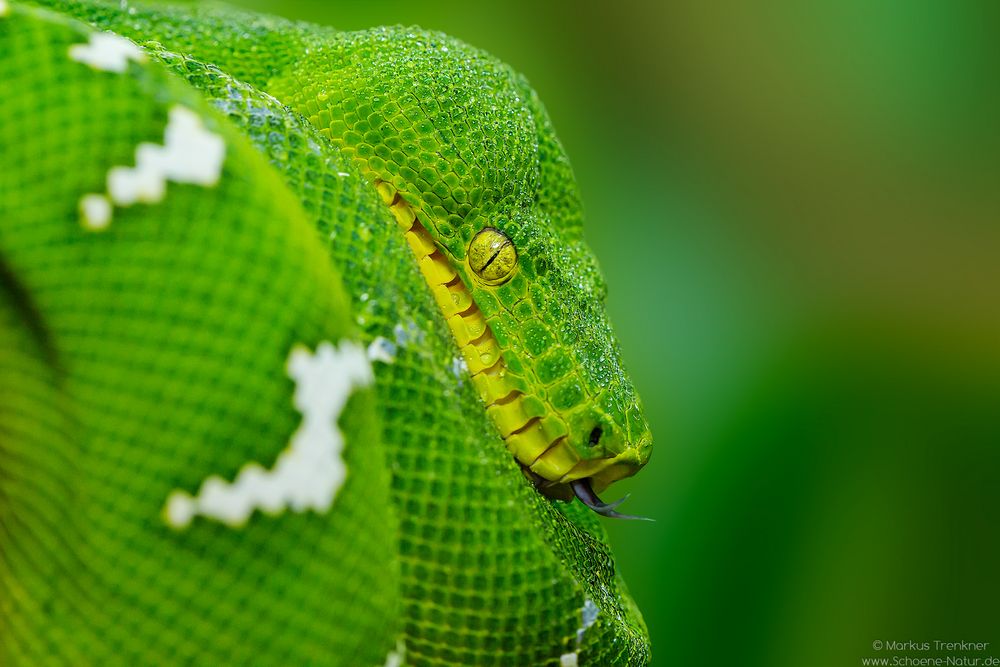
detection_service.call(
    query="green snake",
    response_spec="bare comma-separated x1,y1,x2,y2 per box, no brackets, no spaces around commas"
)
0,1,653,664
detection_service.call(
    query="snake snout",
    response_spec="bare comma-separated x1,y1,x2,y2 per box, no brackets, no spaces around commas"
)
570,478,654,522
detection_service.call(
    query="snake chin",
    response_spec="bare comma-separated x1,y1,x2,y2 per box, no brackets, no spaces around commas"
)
521,465,574,501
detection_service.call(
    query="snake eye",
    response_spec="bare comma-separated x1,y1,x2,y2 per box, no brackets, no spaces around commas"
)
468,227,517,285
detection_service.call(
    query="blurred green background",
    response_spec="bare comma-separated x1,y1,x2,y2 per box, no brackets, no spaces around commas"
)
227,1,999,664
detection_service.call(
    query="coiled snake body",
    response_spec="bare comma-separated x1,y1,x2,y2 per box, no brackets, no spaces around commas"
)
0,2,652,664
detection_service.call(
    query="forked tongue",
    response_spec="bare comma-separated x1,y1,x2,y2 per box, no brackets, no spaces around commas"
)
570,478,654,521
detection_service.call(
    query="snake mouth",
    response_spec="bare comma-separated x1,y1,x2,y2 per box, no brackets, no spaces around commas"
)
570,478,653,522
373,179,633,515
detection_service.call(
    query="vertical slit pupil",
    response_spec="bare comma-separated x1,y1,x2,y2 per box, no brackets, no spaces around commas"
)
589,426,603,446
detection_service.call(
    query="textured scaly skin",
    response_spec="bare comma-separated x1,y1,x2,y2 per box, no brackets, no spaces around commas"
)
4,2,652,664
0,6,399,664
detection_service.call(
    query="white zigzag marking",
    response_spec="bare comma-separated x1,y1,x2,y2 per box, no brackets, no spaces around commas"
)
108,105,226,205
165,340,373,529
80,106,226,230
69,31,145,73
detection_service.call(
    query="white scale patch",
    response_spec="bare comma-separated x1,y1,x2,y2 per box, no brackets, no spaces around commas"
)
69,31,145,72
78,194,112,231
383,639,406,667
576,598,599,645
556,597,599,667
164,341,373,529
367,336,397,364
79,105,225,230
450,355,468,379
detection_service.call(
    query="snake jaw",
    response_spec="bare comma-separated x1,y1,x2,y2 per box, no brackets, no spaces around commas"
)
570,478,654,522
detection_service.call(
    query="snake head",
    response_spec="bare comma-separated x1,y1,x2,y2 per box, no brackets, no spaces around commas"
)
271,26,653,502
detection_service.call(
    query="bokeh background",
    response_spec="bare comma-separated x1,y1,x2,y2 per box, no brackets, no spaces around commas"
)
227,1,999,664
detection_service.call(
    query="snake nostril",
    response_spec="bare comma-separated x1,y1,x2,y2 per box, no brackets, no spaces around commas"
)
588,426,602,447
